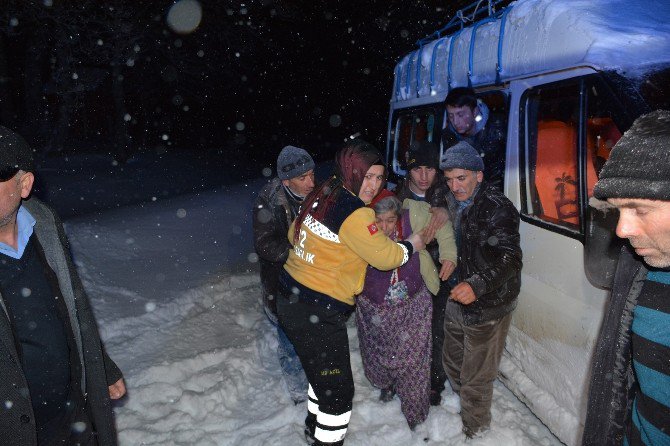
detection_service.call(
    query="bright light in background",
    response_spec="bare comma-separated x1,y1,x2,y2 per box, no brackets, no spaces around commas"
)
166,0,203,35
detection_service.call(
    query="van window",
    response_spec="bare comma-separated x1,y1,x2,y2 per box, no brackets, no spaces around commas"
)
524,83,583,229
629,65,670,111
586,83,623,176
392,110,437,175
521,76,624,236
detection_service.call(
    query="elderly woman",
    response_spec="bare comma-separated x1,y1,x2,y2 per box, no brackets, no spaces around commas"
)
277,140,425,446
356,194,457,430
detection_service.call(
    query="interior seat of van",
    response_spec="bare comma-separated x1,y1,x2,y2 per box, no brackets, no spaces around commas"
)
534,120,599,226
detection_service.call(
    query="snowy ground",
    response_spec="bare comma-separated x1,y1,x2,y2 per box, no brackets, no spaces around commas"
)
48,152,563,445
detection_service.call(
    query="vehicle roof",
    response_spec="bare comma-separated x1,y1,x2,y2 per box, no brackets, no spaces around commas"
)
392,0,670,104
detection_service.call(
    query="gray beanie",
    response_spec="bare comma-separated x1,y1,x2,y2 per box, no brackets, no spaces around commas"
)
0,126,34,173
594,110,670,200
277,145,315,180
439,141,484,172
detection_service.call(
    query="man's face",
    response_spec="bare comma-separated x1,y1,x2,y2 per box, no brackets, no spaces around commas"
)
443,168,483,202
358,165,385,204
408,166,437,195
609,197,670,268
0,171,34,228
283,169,315,198
375,210,399,237
446,104,478,136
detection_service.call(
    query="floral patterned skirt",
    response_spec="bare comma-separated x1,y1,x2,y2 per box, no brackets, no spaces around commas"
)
356,284,432,428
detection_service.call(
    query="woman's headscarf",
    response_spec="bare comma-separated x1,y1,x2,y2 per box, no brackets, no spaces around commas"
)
292,139,384,244
335,140,383,197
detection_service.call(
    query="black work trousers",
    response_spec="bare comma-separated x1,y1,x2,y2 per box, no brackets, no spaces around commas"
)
277,294,353,446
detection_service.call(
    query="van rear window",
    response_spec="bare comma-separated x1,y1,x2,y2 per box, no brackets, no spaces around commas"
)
521,75,625,236
391,111,437,176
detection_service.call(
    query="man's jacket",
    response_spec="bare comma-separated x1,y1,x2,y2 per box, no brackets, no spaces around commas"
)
253,177,300,315
448,182,522,325
0,198,122,446
582,245,644,446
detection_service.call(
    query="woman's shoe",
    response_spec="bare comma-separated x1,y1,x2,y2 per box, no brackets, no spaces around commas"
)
379,387,396,402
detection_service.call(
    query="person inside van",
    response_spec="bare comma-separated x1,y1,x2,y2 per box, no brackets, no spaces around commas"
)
441,87,506,191
439,141,522,439
395,140,455,405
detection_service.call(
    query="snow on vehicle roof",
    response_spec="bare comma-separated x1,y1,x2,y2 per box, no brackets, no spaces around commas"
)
393,0,670,102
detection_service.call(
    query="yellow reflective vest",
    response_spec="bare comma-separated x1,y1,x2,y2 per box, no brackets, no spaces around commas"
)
283,189,411,308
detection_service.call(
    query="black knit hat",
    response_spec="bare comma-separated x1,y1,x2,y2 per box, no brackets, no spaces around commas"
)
0,126,34,172
406,141,439,170
593,110,670,200
440,140,484,172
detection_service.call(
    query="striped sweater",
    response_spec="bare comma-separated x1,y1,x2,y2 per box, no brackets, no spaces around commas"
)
628,270,670,445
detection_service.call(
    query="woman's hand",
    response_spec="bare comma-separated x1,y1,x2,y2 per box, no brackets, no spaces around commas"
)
439,260,456,280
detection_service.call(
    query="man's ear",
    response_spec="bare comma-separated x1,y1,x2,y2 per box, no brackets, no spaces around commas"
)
19,172,34,199
476,171,484,183
281,179,290,188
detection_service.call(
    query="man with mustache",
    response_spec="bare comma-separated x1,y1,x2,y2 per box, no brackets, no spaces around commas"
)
583,110,670,446
438,140,522,438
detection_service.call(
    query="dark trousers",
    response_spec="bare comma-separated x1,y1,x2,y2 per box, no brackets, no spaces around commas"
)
430,285,449,395
442,312,512,436
277,294,353,446
40,397,96,446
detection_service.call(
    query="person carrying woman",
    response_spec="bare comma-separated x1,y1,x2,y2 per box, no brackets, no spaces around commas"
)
356,193,457,430
277,139,425,446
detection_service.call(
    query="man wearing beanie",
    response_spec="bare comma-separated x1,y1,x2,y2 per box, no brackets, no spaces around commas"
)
396,140,455,406
0,126,125,446
439,140,522,438
252,145,314,404
583,110,670,446
397,141,441,201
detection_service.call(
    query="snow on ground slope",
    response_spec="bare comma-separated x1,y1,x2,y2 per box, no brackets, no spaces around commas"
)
63,173,562,445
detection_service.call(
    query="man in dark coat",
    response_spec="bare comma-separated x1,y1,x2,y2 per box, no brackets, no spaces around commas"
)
583,110,670,446
441,87,506,191
0,126,125,445
253,145,314,404
439,141,522,438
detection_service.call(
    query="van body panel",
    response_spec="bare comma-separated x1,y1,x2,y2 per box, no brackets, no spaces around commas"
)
387,2,670,444
394,0,670,103
505,221,608,442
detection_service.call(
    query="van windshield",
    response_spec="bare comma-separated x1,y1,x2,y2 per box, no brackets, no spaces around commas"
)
604,65,670,120
637,65,670,110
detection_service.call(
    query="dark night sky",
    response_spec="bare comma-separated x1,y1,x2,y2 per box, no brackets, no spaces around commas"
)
1,0,485,173
195,0,471,162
